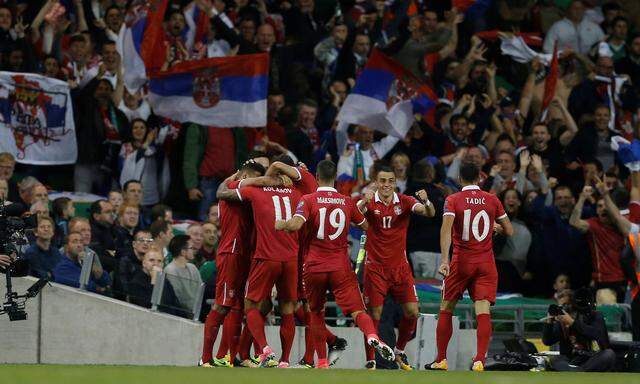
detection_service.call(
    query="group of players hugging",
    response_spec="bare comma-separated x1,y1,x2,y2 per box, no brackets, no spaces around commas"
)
199,152,511,372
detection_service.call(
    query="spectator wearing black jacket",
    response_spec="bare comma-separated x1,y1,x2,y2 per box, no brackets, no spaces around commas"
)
114,229,151,299
542,288,616,372
127,249,182,316
89,200,118,272
73,78,130,195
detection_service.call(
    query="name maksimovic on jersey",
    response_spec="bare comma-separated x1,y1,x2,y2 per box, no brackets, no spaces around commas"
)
317,197,346,205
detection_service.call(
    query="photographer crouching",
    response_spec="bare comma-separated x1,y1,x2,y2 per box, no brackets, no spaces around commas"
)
542,288,616,372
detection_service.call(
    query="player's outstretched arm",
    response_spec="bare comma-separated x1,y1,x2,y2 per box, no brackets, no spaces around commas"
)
241,175,291,188
266,161,301,181
413,190,436,217
216,175,241,201
569,186,592,233
438,215,454,277
275,216,305,232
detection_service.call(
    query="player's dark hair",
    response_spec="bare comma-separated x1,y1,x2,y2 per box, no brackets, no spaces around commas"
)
459,162,480,184
168,234,190,257
273,154,295,167
316,160,337,182
376,165,395,178
241,161,266,176
248,150,268,160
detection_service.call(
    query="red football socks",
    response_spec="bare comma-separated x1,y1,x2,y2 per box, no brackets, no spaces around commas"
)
303,310,315,363
355,312,377,337
310,311,327,360
474,313,492,363
238,322,253,360
245,308,267,351
215,314,233,359
227,309,243,362
279,313,295,363
202,309,226,362
396,315,417,351
364,318,380,361
436,310,453,362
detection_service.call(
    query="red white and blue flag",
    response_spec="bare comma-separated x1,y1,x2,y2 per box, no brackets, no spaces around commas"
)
337,49,437,139
0,72,76,165
120,0,169,93
148,54,269,127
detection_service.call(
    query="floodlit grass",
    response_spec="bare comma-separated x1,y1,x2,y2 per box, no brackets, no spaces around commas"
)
0,365,637,384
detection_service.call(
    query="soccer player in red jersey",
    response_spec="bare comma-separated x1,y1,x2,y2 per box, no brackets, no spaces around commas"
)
217,157,303,368
428,162,513,372
275,160,395,368
267,159,346,367
356,165,435,370
200,161,269,368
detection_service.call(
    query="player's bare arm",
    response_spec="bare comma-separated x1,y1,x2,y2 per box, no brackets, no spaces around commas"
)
241,175,292,188
215,172,241,201
438,214,454,277
569,186,592,233
356,190,374,214
266,161,301,181
413,189,436,217
274,216,305,232
495,215,514,237
595,175,631,234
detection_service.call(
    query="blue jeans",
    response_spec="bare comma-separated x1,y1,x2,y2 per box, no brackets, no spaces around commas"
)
198,177,220,222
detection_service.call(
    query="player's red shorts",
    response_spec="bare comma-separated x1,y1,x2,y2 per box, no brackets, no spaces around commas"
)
630,201,640,223
442,261,498,304
245,258,298,303
215,252,251,308
363,261,418,308
304,268,366,315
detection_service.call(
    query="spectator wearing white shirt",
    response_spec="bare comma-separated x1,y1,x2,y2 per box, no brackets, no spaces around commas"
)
337,125,400,183
543,0,604,55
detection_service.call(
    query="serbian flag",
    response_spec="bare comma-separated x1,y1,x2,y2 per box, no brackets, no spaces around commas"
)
184,1,211,58
611,136,640,171
148,53,268,127
337,49,436,140
120,0,169,93
540,43,558,121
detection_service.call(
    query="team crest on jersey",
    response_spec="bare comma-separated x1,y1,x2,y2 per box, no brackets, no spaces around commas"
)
228,289,235,298
394,205,402,215
373,210,380,215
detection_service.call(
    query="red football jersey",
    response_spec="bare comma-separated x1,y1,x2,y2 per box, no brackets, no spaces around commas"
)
443,185,507,264
585,217,625,282
217,180,254,261
237,185,302,261
364,191,420,266
294,166,318,195
294,187,365,272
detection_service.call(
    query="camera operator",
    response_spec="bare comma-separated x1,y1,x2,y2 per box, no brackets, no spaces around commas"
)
542,288,616,372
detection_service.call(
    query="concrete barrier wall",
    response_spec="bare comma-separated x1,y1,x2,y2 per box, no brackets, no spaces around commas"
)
1,277,470,369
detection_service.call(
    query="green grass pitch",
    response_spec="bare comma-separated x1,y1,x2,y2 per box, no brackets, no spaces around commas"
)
0,365,637,384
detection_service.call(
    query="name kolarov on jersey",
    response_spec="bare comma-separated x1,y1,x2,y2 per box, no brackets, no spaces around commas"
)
262,187,292,193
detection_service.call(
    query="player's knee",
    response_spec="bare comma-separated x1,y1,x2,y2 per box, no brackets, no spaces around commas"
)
440,300,456,312
213,304,229,314
402,304,419,319
368,307,382,320
474,300,491,315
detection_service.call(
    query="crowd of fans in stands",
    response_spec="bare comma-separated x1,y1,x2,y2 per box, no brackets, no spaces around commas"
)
2,0,640,321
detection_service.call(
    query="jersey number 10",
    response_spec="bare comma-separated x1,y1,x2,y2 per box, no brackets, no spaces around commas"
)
462,209,490,242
